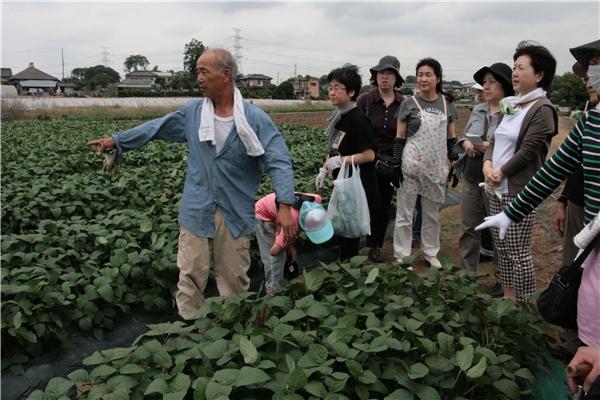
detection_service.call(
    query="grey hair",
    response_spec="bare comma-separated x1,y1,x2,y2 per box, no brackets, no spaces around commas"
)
209,48,238,80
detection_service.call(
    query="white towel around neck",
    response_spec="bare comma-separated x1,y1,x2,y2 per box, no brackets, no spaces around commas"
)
198,87,265,156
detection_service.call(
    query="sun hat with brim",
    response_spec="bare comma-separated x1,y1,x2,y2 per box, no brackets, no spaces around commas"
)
299,201,334,244
570,39,600,66
473,62,515,97
370,55,404,85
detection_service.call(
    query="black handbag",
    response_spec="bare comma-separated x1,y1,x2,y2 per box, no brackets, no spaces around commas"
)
537,233,600,329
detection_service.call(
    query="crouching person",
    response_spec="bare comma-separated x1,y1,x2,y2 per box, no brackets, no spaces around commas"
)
255,193,333,294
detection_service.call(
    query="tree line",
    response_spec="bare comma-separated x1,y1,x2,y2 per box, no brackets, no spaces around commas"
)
65,38,588,109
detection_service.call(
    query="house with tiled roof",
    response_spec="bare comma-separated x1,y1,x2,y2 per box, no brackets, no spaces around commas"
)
238,74,272,89
9,63,59,95
118,69,173,91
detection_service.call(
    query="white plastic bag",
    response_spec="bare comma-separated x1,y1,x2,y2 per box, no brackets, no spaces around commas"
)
326,157,371,238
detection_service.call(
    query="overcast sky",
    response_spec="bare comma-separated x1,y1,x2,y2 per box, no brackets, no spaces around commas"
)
2,1,599,85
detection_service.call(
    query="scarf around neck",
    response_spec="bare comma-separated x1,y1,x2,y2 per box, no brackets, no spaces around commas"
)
198,87,265,156
325,102,356,144
499,87,546,116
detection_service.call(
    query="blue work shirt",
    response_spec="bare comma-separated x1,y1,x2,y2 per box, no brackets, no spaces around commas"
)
112,99,296,239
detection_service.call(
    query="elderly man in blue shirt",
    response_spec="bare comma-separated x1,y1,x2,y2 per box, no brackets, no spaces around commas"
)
88,48,297,320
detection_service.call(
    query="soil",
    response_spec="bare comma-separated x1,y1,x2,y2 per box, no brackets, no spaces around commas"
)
270,108,578,293
270,111,331,128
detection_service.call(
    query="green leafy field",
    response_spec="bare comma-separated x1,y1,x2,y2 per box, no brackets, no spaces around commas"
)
2,117,560,400
1,118,328,373
27,258,556,400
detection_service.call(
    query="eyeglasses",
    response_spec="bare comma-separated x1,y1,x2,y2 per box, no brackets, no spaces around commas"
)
328,84,347,92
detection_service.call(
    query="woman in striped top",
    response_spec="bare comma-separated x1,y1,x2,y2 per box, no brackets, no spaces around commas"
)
478,39,600,351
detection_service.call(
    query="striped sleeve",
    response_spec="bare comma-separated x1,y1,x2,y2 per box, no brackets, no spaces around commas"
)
504,113,586,222
582,110,600,223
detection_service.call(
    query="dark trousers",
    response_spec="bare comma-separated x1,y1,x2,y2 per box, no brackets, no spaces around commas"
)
339,236,361,261
367,172,395,249
481,229,494,253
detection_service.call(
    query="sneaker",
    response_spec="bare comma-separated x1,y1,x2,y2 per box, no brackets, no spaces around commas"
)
396,256,414,271
368,247,383,263
424,256,442,269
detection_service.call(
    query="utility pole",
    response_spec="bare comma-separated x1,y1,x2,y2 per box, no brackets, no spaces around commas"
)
232,27,243,75
295,64,299,99
100,46,110,67
277,72,279,86
61,48,65,80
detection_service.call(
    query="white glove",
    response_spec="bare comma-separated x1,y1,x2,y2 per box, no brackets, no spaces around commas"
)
324,155,343,171
478,182,502,200
574,212,600,250
475,212,512,240
315,168,328,190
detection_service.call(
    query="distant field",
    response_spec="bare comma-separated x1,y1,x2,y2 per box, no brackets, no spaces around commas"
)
1,97,333,121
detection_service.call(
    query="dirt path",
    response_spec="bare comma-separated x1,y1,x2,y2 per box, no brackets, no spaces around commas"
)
272,109,578,292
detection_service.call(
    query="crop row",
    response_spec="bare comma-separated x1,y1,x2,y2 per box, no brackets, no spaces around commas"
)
1,118,329,372
27,258,557,400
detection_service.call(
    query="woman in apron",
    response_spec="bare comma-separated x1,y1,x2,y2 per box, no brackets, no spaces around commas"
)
392,58,459,269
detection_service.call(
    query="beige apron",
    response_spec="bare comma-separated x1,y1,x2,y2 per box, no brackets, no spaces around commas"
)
401,96,449,203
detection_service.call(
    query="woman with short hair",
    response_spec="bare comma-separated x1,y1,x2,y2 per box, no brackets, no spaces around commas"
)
480,41,558,301
479,38,600,340
315,64,380,260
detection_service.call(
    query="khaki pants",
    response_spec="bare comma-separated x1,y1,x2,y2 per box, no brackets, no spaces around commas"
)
176,208,251,320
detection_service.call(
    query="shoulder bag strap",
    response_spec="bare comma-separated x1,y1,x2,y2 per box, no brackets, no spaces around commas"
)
483,113,490,141
572,232,600,268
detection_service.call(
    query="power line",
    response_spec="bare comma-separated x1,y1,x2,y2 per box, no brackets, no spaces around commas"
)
233,27,243,75
242,45,369,69
241,37,377,60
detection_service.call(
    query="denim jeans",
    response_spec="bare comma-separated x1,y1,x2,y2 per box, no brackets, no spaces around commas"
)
255,218,286,294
